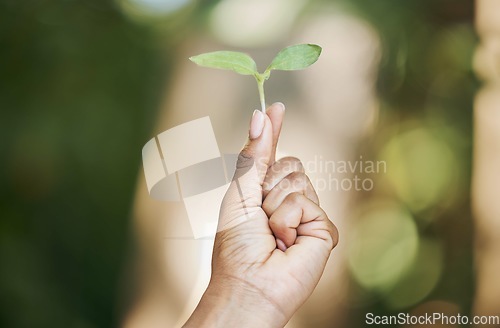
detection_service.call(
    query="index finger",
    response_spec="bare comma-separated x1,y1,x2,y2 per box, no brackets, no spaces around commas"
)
265,102,285,165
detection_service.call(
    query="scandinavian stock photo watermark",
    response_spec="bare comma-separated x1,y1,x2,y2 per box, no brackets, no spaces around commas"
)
260,155,386,194
302,155,386,192
142,116,386,238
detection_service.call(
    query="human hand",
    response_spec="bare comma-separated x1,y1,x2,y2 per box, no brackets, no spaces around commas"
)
184,103,338,328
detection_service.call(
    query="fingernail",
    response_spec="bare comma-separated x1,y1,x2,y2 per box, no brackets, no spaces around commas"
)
273,102,285,111
276,238,287,252
249,109,265,140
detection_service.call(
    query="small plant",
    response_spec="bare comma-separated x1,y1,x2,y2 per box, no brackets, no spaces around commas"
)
189,44,322,112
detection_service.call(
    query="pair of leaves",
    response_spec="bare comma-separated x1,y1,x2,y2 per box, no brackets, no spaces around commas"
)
189,44,322,111
189,44,322,77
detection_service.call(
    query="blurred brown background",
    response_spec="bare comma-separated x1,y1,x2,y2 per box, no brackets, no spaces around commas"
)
2,0,497,327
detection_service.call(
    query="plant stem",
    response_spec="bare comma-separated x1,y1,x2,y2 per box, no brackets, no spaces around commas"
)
257,80,266,113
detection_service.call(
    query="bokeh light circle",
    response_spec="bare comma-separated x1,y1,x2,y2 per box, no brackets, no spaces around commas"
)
348,201,419,291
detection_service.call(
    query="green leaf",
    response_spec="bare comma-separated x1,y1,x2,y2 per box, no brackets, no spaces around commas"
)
266,44,322,72
189,51,258,76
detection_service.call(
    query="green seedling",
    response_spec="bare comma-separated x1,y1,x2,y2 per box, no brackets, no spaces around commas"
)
189,44,322,112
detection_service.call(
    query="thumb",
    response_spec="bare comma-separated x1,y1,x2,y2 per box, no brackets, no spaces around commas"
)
235,109,273,188
219,109,273,230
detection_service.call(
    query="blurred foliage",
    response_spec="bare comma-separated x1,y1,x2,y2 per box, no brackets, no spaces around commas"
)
0,0,170,327
343,0,477,321
0,0,477,327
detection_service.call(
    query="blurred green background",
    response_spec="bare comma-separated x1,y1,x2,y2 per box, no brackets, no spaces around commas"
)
0,0,476,327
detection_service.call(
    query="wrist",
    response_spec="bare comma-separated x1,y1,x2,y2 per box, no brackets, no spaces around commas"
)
183,276,288,328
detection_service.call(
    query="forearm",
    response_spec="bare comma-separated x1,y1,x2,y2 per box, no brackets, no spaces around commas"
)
183,280,287,328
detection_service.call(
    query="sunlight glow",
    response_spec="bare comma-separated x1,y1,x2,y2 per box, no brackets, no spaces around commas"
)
210,0,306,47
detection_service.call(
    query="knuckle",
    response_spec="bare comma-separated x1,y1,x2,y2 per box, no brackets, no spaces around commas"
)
261,200,272,217
269,216,279,228
269,213,292,231
279,156,304,173
278,171,310,194
328,221,339,250
284,191,303,205
267,162,283,176
285,171,308,187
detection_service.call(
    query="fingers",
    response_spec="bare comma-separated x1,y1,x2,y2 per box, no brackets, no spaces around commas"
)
265,102,285,164
269,192,338,251
262,171,318,217
262,157,318,216
234,109,272,182
262,157,335,252
219,103,285,230
233,102,285,184
263,157,305,197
